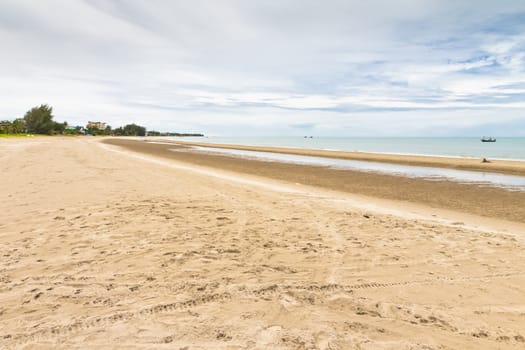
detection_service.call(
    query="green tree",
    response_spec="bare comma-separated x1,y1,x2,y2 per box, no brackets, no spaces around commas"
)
24,104,55,134
113,127,124,136
12,118,26,133
123,123,146,136
53,121,66,134
0,120,12,134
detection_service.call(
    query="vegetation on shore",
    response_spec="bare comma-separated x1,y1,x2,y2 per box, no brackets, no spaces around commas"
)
1,104,202,137
1,104,76,136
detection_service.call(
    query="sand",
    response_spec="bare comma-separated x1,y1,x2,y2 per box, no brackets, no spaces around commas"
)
163,138,525,176
104,138,525,223
1,136,525,349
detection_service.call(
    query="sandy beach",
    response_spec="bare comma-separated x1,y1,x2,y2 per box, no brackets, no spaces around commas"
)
2,136,525,349
104,138,525,223
165,139,525,177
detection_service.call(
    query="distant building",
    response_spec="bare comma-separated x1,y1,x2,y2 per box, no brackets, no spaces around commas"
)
86,121,106,130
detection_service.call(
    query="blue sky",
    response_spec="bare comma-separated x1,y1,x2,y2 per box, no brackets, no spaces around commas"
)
1,0,525,136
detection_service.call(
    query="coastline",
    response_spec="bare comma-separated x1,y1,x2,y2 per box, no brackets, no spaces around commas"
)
3,136,525,349
105,138,525,223
160,138,525,176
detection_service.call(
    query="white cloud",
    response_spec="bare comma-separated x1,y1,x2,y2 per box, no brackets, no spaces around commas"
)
1,0,524,135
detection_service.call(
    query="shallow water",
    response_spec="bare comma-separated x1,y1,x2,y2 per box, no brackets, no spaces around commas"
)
191,146,525,192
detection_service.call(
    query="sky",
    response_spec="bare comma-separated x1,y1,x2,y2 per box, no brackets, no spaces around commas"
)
1,0,525,136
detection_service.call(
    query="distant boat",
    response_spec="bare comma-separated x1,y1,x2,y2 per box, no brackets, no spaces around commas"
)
481,137,496,142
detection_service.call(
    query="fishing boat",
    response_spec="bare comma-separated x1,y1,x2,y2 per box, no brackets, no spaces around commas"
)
481,136,496,142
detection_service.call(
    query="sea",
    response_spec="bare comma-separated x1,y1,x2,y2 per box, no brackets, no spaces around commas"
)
170,137,525,161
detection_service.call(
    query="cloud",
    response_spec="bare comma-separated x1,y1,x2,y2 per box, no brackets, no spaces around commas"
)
0,0,524,136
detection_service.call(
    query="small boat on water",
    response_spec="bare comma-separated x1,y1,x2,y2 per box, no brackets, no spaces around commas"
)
481,136,496,142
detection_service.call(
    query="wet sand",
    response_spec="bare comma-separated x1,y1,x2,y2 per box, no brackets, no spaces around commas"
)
104,138,525,223
2,136,525,349
166,138,525,176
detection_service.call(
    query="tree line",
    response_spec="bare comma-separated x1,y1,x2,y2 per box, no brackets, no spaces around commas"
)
1,105,66,135
1,104,148,137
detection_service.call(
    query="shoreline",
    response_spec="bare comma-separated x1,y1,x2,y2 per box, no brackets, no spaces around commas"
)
104,138,525,223
146,137,525,176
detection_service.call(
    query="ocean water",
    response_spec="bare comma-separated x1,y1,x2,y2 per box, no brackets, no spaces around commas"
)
171,137,525,161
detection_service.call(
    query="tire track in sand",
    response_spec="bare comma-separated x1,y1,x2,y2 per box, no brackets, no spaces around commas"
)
5,271,522,348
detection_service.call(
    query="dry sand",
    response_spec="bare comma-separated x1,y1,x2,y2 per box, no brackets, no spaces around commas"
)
1,136,525,349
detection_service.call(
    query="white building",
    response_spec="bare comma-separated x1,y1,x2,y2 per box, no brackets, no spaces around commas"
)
86,121,106,130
